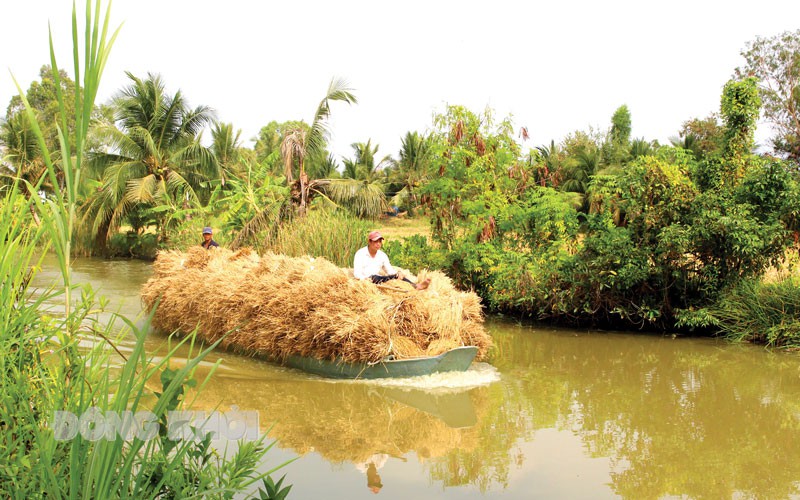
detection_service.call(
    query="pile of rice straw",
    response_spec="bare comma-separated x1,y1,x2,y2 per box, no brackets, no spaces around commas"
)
141,247,491,363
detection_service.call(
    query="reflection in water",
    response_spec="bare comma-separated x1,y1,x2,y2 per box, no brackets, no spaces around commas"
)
30,256,800,499
359,455,386,494
488,321,800,499
188,367,493,466
379,388,477,428
366,461,382,493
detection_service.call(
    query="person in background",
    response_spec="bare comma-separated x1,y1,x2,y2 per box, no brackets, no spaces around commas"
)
200,227,219,249
353,231,430,290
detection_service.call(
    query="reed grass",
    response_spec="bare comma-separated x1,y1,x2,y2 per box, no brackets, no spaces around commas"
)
265,209,373,267
1,1,291,497
711,277,800,347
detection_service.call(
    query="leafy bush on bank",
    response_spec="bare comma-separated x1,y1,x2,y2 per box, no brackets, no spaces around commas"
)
411,95,800,333
108,231,159,259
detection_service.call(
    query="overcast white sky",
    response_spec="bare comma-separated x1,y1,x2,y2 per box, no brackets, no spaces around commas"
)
2,0,799,163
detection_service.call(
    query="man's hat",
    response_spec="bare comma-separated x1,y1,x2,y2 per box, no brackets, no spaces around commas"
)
368,231,383,241
202,227,213,235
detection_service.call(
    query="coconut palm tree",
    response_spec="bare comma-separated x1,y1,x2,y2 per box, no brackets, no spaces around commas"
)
314,154,340,179
387,131,432,208
6,66,77,170
83,72,218,251
0,113,50,224
561,147,601,195
670,133,703,160
630,138,655,159
211,122,250,185
280,77,357,213
558,146,603,213
534,140,568,188
254,120,308,176
0,113,48,188
324,140,390,219
341,139,391,182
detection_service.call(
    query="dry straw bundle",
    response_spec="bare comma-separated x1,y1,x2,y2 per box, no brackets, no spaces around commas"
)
141,247,491,363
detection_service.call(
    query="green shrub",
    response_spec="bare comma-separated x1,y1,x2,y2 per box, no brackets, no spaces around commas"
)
415,87,800,334
108,232,159,259
384,234,447,276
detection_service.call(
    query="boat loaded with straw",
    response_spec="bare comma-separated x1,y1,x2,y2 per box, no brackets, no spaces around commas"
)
141,247,492,379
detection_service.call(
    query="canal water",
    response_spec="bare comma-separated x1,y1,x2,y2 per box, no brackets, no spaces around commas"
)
31,257,800,499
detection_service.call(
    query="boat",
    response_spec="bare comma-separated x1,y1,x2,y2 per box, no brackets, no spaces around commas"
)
141,248,492,379
278,346,479,380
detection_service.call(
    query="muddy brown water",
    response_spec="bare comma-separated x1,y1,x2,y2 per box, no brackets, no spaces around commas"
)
31,256,800,499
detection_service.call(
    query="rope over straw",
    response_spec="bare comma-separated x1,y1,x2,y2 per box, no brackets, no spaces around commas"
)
141,247,492,363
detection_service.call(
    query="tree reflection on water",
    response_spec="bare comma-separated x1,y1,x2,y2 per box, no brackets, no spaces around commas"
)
487,320,800,499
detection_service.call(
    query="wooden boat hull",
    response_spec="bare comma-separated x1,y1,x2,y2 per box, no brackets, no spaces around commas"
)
279,346,479,380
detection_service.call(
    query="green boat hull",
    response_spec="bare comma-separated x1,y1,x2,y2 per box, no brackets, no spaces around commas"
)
279,346,479,380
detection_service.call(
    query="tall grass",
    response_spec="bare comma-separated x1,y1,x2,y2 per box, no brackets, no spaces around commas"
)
12,0,120,322
1,1,290,497
265,209,372,267
0,181,53,495
710,277,800,347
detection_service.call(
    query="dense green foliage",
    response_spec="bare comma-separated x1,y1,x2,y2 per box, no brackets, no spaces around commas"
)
392,87,800,332
83,72,219,251
5,66,77,173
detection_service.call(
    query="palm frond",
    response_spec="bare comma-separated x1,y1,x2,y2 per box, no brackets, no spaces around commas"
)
388,186,410,208
231,198,285,249
322,177,386,219
124,173,157,204
307,77,357,158
127,126,159,160
102,160,146,201
181,105,217,138
280,128,306,182
211,122,243,167
164,169,199,206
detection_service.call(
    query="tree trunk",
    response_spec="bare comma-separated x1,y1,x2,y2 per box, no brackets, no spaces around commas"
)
94,215,112,257
28,201,41,226
299,171,308,215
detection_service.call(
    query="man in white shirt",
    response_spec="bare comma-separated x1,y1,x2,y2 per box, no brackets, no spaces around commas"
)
353,231,431,290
